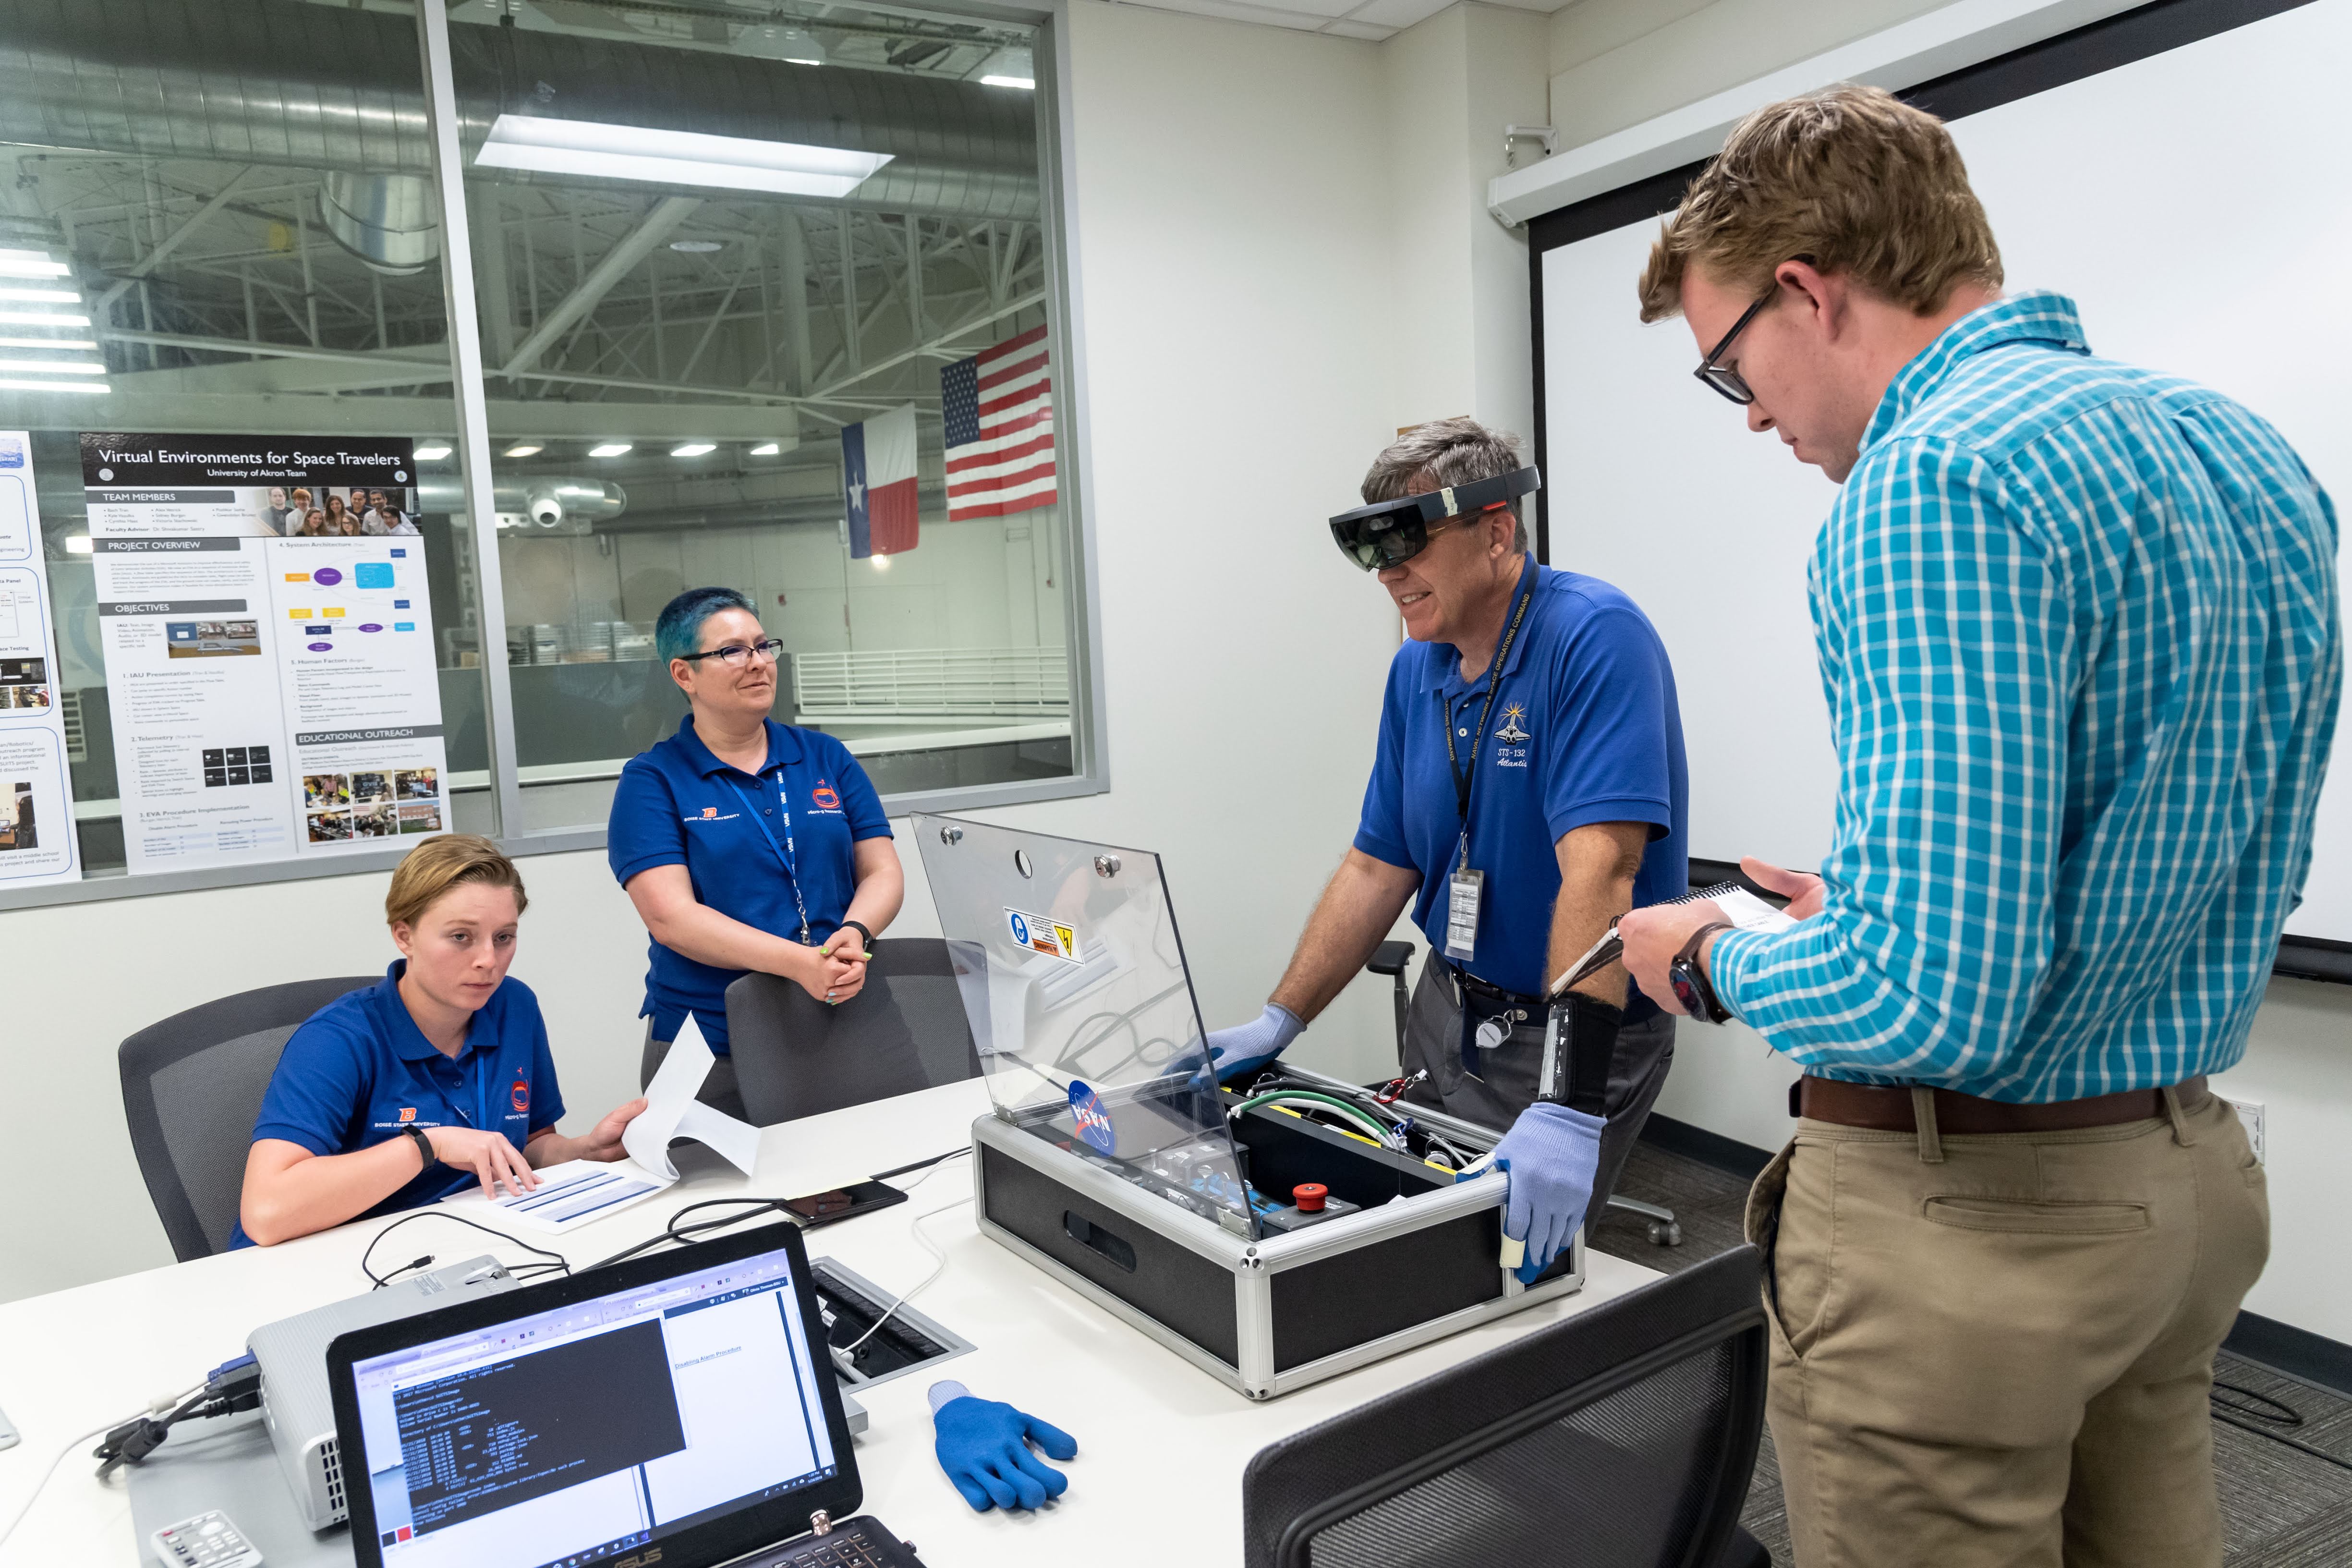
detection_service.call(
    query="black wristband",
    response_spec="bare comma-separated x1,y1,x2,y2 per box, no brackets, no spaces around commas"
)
400,1123,437,1172
840,919,875,953
1537,992,1625,1116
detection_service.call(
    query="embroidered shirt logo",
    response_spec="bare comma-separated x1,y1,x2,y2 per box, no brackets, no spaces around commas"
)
702,806,719,818
510,1075,529,1114
811,780,842,811
1494,703,1531,745
398,1107,417,1122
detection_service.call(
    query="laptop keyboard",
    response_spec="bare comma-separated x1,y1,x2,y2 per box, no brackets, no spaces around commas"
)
774,1527,891,1568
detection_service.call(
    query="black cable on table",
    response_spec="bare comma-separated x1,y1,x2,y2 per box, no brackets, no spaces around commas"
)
360,1211,571,1289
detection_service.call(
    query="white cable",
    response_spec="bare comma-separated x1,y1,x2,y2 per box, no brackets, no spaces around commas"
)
840,1191,967,1355
0,1413,140,1555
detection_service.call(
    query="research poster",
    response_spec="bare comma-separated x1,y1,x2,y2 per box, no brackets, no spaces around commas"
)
0,431,78,887
81,433,448,873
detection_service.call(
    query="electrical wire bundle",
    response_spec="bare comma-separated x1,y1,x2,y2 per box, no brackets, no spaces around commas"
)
1228,1072,1496,1175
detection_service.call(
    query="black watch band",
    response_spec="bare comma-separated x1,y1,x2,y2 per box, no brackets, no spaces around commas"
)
841,919,875,953
1670,922,1736,1023
400,1123,437,1172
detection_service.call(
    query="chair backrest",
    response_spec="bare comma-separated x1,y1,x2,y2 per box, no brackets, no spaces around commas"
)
119,975,381,1261
1242,1245,1768,1568
726,937,982,1125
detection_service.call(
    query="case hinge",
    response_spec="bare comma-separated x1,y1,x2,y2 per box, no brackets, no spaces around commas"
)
811,1509,832,1537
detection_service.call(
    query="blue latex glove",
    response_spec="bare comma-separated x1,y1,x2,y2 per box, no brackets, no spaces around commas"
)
929,1381,1078,1512
1200,1002,1304,1085
1493,1101,1606,1284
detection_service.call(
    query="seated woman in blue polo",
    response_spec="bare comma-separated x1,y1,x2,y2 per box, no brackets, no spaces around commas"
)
608,586,904,1121
233,835,647,1248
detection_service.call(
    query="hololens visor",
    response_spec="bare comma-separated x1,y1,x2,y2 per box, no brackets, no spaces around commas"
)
1327,466,1542,571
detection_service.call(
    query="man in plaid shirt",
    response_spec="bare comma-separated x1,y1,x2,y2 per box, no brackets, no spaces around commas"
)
1617,86,2339,1565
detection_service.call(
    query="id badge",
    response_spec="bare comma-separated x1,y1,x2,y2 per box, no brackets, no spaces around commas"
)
1445,868,1483,961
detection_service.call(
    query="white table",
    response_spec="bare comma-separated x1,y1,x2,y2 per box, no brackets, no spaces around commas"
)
0,1079,1661,1565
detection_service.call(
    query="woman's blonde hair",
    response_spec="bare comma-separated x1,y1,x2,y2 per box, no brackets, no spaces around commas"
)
1637,84,2002,322
385,834,528,929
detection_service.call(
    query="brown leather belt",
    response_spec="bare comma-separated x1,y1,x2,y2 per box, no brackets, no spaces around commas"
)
1795,1074,2206,1134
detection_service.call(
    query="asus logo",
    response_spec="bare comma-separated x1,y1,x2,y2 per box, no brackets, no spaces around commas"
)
616,1552,662,1568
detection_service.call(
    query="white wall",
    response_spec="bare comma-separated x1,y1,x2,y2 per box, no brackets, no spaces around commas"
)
0,0,1424,1304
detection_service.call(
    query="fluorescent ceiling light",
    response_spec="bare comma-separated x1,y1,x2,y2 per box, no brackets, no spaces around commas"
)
979,46,1034,89
671,442,716,457
669,240,722,253
502,443,543,457
0,377,108,393
0,309,89,327
65,535,92,555
0,250,69,280
741,24,825,65
749,442,782,456
476,114,891,198
0,286,79,304
589,442,632,458
0,358,106,376
0,336,96,351
413,444,453,460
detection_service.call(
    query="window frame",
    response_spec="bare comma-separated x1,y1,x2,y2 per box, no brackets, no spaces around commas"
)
0,0,1104,912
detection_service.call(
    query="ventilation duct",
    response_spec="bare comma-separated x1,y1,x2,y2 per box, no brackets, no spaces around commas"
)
0,0,1041,220
319,172,440,275
415,475,627,532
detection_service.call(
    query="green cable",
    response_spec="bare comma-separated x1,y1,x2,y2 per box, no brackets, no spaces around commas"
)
1230,1090,1397,1148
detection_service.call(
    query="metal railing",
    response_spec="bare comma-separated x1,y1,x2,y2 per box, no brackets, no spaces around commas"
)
793,646,1069,721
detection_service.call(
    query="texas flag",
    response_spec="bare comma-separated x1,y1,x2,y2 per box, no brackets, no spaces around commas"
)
842,404,919,559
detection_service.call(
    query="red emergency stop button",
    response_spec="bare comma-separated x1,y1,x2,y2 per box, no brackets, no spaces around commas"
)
1293,1183,1328,1212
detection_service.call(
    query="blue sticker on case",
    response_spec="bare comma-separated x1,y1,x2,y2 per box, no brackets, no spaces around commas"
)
1067,1081,1115,1155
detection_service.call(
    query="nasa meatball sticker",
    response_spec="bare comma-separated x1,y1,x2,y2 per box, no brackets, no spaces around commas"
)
1005,906,1080,964
1068,1080,1116,1154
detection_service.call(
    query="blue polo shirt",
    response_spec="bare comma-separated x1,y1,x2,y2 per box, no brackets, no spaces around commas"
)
227,961,564,1249
1355,559,1689,1009
607,714,892,1052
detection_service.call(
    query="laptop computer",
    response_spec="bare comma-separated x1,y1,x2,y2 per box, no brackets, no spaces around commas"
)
325,1220,924,1568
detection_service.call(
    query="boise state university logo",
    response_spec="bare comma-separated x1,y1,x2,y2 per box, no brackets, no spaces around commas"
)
812,780,841,811
1494,702,1531,745
1067,1080,1116,1154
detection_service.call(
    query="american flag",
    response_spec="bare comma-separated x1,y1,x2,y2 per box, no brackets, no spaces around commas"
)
941,324,1056,520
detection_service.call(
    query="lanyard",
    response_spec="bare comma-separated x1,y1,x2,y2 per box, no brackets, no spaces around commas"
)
725,772,814,943
1438,558,1538,865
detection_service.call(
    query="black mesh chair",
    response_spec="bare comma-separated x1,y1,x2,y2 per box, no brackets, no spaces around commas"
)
120,976,380,1261
1243,1245,1771,1568
727,937,983,1124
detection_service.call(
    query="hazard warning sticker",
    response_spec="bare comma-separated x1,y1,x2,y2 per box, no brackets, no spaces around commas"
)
1005,907,1080,964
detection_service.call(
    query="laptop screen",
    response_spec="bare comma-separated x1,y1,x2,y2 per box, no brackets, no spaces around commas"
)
344,1241,838,1568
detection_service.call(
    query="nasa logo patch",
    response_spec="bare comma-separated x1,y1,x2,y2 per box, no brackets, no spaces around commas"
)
1067,1080,1116,1155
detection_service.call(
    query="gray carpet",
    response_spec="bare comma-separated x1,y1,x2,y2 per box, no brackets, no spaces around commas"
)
1595,1137,2352,1566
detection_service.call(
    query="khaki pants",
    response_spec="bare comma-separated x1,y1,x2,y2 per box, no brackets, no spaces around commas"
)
1745,1085,2267,1568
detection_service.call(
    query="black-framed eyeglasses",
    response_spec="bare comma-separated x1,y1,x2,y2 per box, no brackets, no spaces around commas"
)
1693,286,1780,405
677,638,785,668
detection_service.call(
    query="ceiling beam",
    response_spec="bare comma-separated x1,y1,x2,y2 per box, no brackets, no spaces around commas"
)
500,194,701,378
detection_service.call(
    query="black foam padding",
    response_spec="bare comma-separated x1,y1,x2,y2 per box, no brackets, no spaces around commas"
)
1268,1209,1503,1374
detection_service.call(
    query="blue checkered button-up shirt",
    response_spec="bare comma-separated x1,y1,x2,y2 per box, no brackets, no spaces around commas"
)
1711,292,2340,1101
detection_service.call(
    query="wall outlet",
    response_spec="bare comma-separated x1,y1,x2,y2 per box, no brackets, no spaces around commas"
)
2225,1097,2266,1165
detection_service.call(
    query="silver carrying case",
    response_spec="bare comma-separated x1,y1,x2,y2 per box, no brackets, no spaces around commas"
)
915,814,1582,1401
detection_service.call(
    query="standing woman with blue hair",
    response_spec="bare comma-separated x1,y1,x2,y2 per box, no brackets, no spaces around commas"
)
607,586,903,1120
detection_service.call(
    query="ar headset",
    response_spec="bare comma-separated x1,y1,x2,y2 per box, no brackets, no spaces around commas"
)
1327,466,1541,571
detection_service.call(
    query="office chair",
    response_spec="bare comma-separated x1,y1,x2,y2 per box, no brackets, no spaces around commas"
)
1368,945,1682,1247
120,975,381,1261
1243,1245,1771,1568
727,937,982,1124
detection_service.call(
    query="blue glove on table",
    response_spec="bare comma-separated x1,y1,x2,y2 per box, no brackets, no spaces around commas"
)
1200,1003,1304,1085
929,1381,1078,1512
1493,1101,1606,1284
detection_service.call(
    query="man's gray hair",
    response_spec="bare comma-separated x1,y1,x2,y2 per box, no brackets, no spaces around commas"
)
1360,417,1529,552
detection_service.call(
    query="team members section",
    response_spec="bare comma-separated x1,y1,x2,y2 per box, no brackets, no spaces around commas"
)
357,1254,837,1568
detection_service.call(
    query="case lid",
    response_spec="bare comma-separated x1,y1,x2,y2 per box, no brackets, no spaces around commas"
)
913,813,1258,1238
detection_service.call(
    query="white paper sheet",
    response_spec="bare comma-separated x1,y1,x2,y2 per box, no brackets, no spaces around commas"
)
440,1157,671,1234
622,1013,762,1181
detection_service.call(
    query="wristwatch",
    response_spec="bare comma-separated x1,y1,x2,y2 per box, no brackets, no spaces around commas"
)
399,1124,438,1173
1670,922,1736,1023
840,919,876,955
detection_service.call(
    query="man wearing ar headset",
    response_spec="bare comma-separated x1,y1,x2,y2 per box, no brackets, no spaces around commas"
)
1199,417,1690,1279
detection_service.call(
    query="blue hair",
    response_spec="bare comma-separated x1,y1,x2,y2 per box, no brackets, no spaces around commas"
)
655,586,757,664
